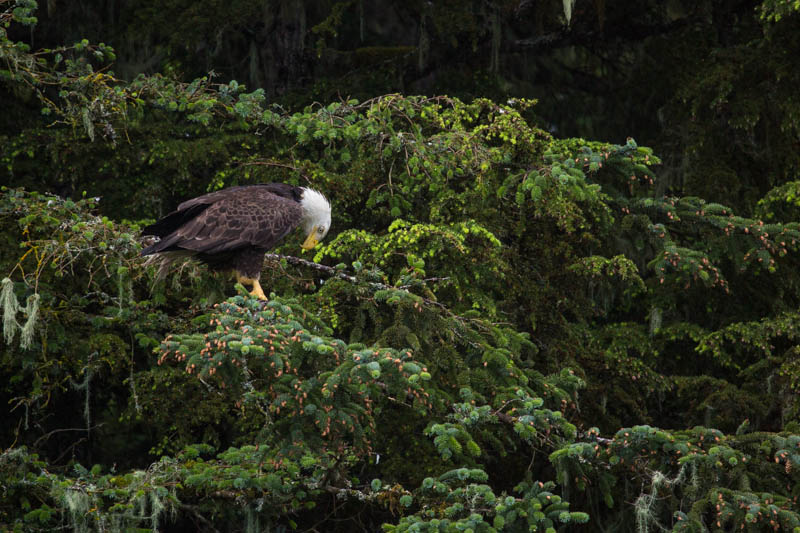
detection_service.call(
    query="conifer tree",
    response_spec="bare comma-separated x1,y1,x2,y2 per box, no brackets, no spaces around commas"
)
2,2,800,531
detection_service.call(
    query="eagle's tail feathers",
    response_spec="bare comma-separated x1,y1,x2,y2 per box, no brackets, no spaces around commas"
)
143,251,196,281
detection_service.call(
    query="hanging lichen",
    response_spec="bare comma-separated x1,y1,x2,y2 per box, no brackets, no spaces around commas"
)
62,489,90,533
418,12,429,73
1,277,40,350
70,353,95,435
1,278,17,344
648,306,662,336
563,0,577,24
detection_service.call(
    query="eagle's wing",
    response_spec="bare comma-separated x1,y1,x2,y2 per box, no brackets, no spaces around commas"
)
144,188,303,255
175,183,302,211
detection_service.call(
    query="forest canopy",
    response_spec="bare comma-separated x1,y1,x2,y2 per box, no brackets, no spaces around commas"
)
2,0,800,531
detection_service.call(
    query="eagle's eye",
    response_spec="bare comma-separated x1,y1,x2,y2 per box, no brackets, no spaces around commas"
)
317,226,325,234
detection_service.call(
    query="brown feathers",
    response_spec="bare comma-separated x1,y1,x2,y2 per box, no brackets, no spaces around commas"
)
141,184,307,279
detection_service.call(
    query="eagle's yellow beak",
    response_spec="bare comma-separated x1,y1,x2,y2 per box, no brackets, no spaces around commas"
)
301,228,319,250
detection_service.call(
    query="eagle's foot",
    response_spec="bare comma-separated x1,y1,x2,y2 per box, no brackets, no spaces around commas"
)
235,274,268,301
249,281,267,301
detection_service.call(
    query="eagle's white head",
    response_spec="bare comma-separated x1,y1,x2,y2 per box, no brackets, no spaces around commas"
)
299,188,331,250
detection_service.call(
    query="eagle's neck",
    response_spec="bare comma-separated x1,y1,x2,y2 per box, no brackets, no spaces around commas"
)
300,188,331,232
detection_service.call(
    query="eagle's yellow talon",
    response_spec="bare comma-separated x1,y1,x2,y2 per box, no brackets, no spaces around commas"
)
250,282,268,301
236,274,267,300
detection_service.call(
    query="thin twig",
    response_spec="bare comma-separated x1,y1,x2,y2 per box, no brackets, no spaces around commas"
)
237,160,310,180
33,423,105,448
179,504,222,533
53,437,88,464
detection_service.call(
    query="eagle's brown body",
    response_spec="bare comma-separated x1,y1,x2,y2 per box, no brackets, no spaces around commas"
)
141,183,331,299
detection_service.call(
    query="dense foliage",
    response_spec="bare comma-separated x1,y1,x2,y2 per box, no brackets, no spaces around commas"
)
2,0,800,531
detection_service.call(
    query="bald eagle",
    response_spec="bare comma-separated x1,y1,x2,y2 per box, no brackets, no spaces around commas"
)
141,183,331,300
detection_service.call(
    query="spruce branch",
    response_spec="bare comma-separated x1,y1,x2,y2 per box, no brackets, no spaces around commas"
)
264,253,452,309
264,252,496,349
